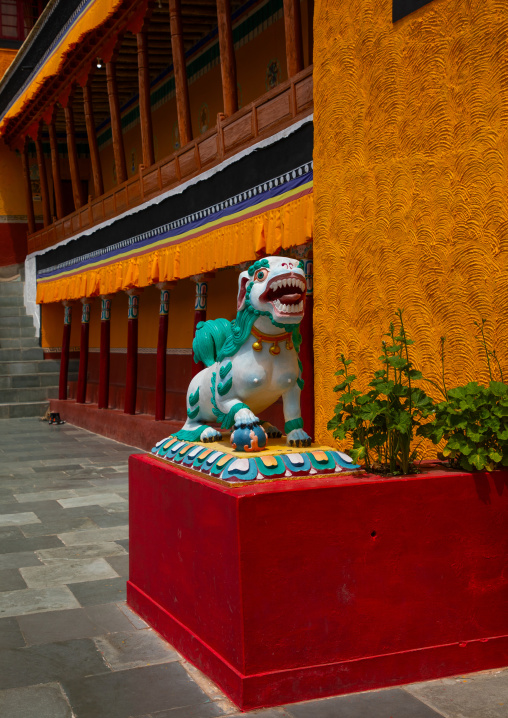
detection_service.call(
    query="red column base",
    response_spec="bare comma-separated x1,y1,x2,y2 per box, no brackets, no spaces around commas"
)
127,456,508,711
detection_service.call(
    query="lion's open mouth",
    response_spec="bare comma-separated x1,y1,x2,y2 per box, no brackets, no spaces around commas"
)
260,273,306,315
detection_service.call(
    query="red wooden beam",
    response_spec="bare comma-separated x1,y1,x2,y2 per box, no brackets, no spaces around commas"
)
155,283,175,421
59,303,72,400
98,296,111,409
125,291,140,415
76,299,91,404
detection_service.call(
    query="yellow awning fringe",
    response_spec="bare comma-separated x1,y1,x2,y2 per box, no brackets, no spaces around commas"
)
36,192,314,304
1,0,125,134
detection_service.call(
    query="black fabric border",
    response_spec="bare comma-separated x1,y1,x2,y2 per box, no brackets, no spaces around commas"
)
37,121,313,273
0,0,85,118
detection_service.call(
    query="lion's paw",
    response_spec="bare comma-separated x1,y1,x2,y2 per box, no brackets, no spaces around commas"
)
234,407,260,429
261,421,283,439
287,428,312,447
200,427,223,443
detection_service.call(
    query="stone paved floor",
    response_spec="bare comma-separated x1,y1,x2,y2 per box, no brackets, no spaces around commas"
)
0,418,507,718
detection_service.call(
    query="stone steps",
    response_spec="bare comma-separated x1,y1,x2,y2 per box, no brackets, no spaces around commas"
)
0,337,40,349
0,372,60,389
0,274,67,418
0,401,53,419
0,306,27,317
0,385,59,403
0,359,78,375
0,295,25,307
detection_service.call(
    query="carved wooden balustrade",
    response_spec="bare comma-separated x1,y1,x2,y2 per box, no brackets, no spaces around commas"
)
27,66,313,254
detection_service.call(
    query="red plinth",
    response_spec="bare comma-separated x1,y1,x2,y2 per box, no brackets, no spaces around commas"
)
127,455,508,710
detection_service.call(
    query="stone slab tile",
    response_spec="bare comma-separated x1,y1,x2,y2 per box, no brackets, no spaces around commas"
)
68,577,127,605
0,683,74,718
58,493,126,509
0,567,27,592
14,490,77,503
0,512,41,527
84,604,138,634
0,534,64,555
20,516,99,538
139,704,225,718
106,554,129,577
94,629,179,670
58,525,129,545
405,671,508,718
36,541,127,562
0,551,42,569
16,605,127,645
20,558,119,588
0,616,26,648
62,662,212,718
285,689,445,718
118,603,148,629
0,637,109,690
93,511,130,528
0,500,64,516
0,586,80,618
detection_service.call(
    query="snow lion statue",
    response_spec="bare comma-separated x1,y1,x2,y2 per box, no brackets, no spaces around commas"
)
173,255,311,447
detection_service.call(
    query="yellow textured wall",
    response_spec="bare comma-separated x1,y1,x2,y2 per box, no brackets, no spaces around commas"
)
313,0,508,447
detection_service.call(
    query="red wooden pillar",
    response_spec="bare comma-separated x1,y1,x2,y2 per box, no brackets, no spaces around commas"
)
137,30,155,168
106,58,128,185
299,255,314,439
47,111,64,219
59,303,72,400
216,0,238,117
34,129,51,227
21,139,36,235
169,0,193,146
82,80,104,198
76,299,91,404
155,283,175,421
64,97,86,210
191,275,208,378
283,0,304,78
98,296,111,409
125,291,140,415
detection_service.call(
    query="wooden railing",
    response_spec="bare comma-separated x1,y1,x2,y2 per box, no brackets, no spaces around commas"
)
28,66,313,254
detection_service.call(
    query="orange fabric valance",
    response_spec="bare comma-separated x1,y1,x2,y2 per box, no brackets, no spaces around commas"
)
36,191,313,304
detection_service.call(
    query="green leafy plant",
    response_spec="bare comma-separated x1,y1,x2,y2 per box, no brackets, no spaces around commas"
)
417,319,508,472
327,310,435,475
